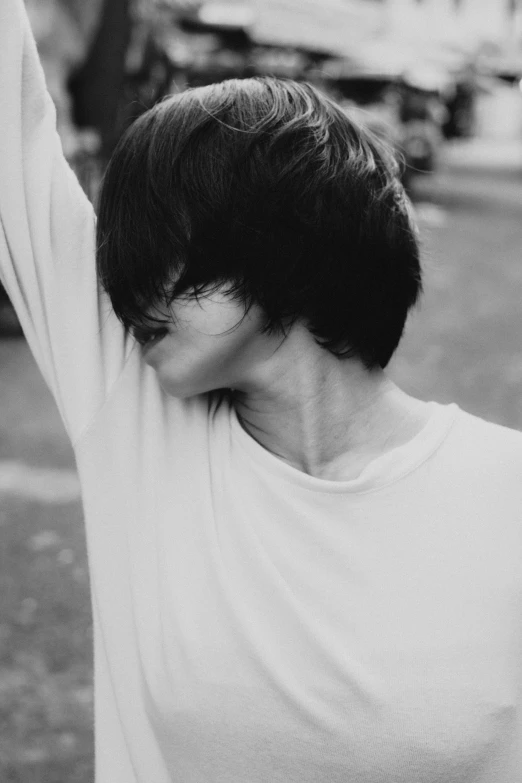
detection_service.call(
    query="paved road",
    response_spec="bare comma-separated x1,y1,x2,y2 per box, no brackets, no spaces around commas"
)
391,140,522,431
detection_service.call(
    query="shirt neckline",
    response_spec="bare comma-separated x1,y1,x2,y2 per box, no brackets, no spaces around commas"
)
229,399,460,495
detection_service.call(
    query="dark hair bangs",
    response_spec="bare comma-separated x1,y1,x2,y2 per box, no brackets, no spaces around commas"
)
95,113,178,333
96,93,261,335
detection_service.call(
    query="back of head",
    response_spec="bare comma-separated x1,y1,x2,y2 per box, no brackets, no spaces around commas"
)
96,76,422,369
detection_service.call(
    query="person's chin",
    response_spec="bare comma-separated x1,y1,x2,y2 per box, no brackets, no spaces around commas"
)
160,382,191,400
157,373,210,401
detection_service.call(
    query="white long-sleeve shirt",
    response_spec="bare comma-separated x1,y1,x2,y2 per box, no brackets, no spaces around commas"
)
1,3,522,781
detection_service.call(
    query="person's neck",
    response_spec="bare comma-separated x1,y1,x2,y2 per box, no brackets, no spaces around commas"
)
230,340,431,481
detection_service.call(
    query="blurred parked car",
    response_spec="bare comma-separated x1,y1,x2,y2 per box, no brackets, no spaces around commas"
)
321,60,403,147
442,67,478,139
399,67,448,183
321,59,446,187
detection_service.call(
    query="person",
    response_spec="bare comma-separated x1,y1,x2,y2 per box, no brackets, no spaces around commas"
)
1,2,522,781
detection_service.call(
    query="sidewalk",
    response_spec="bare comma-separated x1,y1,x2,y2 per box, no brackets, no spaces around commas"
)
442,138,522,173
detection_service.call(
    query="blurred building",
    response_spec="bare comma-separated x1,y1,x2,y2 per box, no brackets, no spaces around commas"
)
246,0,384,55
386,0,522,49
384,0,522,141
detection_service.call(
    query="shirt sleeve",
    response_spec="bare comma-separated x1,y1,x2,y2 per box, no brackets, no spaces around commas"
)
0,0,135,445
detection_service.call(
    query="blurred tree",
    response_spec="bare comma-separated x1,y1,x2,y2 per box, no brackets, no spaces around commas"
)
67,0,133,161
66,0,200,160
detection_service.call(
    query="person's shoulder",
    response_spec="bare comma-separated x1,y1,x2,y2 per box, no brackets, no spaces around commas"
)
437,405,522,507
449,404,522,467
454,406,522,442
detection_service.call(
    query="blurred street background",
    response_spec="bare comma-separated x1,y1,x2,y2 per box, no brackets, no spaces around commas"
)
1,0,522,780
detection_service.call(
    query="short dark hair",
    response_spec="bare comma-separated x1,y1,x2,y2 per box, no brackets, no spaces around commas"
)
96,76,422,369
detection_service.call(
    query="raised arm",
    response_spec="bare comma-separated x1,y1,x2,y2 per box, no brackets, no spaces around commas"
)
0,0,134,445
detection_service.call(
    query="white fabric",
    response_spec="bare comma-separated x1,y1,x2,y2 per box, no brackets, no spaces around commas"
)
1,3,522,781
